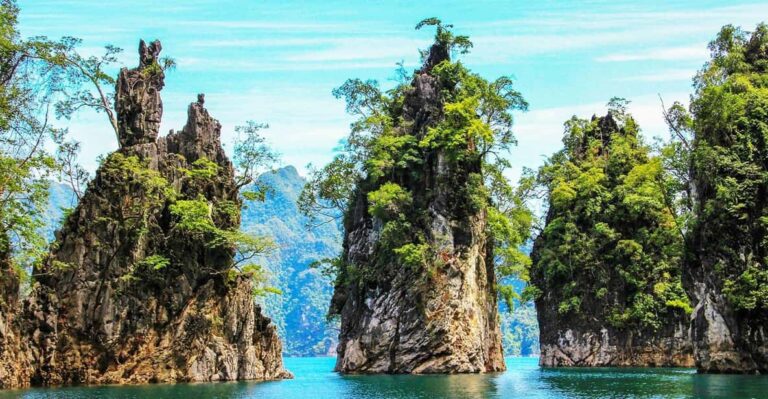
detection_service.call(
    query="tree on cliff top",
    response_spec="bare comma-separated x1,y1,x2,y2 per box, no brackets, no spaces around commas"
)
299,18,533,310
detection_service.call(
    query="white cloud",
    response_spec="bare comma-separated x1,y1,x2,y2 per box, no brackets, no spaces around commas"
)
507,92,689,182
189,38,334,48
471,3,768,34
171,20,350,31
597,45,708,62
175,57,415,72
283,38,424,62
619,69,697,82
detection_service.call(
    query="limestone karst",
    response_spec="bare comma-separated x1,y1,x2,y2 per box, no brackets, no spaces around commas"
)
1,40,290,387
531,110,693,367
327,23,515,374
684,24,768,374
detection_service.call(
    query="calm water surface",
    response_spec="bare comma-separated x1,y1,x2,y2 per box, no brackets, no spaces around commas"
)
2,357,767,398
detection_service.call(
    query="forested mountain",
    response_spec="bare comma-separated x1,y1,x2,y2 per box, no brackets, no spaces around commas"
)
242,166,342,356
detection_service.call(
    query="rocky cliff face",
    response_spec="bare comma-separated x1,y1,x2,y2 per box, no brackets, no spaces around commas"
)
685,266,767,373
22,40,289,386
0,249,32,388
535,307,692,367
330,41,505,374
531,112,693,368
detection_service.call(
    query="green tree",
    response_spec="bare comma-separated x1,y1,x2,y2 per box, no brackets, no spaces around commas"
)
233,121,279,201
1,0,154,282
1,0,80,276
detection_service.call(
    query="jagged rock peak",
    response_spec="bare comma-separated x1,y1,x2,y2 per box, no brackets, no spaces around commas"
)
162,94,227,168
115,39,165,148
138,39,162,68
423,41,449,71
332,31,504,374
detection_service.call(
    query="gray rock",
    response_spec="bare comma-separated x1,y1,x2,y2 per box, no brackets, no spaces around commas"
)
115,40,165,148
685,260,767,373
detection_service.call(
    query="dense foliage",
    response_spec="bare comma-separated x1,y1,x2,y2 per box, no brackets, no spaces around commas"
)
687,23,768,312
299,19,533,308
531,101,690,331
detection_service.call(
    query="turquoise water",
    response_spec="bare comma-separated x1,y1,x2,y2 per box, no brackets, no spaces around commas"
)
3,357,767,398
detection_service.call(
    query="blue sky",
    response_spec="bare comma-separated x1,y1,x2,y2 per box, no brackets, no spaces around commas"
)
18,0,768,179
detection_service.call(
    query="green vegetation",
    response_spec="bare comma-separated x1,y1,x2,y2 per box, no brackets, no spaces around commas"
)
0,0,62,276
0,0,280,303
299,18,532,310
184,157,219,180
233,121,279,202
367,182,412,220
687,23,768,312
501,301,539,356
532,100,690,331
166,176,277,297
11,0,768,359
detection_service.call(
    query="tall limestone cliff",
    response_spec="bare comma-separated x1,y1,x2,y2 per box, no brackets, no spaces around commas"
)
24,40,289,385
684,24,768,374
328,22,515,374
531,110,693,367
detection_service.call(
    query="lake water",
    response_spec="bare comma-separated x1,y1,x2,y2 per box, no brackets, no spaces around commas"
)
2,357,767,399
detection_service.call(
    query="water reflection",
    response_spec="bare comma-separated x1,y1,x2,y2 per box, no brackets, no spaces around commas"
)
3,357,768,399
537,367,695,398
340,372,498,398
4,381,254,399
691,373,768,399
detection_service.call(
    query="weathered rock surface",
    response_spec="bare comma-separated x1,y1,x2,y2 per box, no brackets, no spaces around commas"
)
536,317,693,367
0,250,32,388
115,40,164,148
684,274,767,373
330,41,505,374
21,40,289,386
